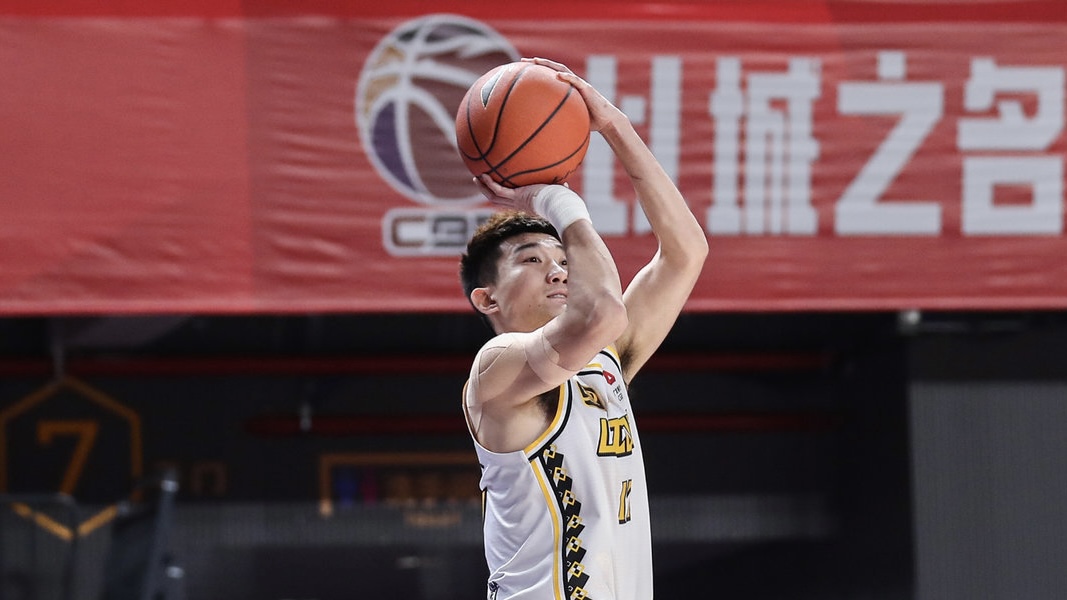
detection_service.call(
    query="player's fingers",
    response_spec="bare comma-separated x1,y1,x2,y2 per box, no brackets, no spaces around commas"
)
522,56,574,75
473,176,499,201
478,174,511,198
555,70,581,84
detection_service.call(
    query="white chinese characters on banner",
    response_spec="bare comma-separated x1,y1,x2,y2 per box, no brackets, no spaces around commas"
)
707,57,820,236
835,51,944,235
584,53,1065,239
959,58,1065,235
580,55,684,236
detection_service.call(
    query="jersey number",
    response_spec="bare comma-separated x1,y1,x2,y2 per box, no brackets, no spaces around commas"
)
618,479,633,524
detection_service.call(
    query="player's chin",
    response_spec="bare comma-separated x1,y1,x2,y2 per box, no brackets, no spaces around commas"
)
545,300,568,316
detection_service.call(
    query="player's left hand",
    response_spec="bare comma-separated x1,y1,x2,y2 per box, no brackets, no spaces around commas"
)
522,57,625,134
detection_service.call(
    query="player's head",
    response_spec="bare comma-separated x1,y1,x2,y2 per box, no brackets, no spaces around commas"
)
460,211,562,333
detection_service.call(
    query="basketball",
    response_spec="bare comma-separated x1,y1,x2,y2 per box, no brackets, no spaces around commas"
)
455,61,591,188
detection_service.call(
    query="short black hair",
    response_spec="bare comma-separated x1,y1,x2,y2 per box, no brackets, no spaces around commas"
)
459,211,559,308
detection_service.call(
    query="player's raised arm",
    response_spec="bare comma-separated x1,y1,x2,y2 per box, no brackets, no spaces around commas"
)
531,57,709,384
474,177,628,387
460,180,628,453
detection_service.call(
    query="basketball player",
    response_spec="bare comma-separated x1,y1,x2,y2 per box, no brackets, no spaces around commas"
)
460,57,707,600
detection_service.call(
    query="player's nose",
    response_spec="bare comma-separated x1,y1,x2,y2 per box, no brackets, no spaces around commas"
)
547,261,567,283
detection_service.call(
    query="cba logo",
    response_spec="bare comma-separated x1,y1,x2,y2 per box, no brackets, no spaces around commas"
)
356,15,519,256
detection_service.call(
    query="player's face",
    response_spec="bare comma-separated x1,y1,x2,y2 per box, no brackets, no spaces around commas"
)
489,232,568,332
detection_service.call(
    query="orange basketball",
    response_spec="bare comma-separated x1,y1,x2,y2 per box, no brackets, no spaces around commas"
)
455,62,591,188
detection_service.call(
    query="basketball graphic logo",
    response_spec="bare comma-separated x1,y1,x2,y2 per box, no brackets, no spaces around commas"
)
356,15,519,205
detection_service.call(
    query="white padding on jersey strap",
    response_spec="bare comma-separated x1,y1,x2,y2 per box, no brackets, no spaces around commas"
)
524,328,574,385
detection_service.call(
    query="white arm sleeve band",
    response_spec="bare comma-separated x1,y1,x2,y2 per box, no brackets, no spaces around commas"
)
532,185,591,235
524,328,575,385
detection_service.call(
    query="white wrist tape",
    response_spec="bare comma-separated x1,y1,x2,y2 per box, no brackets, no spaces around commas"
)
532,185,591,235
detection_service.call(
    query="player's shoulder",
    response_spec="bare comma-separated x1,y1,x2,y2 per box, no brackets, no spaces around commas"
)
470,331,533,376
473,331,524,363
480,331,524,351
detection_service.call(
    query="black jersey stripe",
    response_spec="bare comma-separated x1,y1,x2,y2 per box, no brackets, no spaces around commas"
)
598,348,623,374
528,381,574,461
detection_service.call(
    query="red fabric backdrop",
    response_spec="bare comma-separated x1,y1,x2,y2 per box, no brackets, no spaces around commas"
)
1,1,1064,314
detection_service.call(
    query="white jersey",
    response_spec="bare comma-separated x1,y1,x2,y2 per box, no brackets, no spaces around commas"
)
467,346,652,600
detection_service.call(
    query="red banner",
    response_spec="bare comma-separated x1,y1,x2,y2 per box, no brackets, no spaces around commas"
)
1,1,1065,314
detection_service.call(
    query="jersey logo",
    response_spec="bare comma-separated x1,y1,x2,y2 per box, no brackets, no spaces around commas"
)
576,382,605,409
597,414,634,457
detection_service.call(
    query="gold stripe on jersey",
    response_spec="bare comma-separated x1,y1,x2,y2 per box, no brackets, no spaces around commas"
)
532,386,594,599
601,345,622,371
526,382,569,600
531,456,565,600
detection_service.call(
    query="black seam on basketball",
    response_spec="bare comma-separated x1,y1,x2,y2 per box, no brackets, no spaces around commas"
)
461,95,484,161
469,66,513,161
484,63,533,165
498,134,590,185
462,94,497,165
460,63,533,168
490,85,576,181
460,65,522,164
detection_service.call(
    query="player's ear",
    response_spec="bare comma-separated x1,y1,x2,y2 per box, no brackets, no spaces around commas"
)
470,287,497,315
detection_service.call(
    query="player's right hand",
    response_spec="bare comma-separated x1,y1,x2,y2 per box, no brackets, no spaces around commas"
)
474,174,549,214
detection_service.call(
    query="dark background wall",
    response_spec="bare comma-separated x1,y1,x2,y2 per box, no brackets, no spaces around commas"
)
909,324,1067,600
2,310,1065,599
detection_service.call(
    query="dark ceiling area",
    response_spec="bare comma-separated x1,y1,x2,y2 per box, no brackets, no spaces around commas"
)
1,310,1064,365
0,311,886,358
